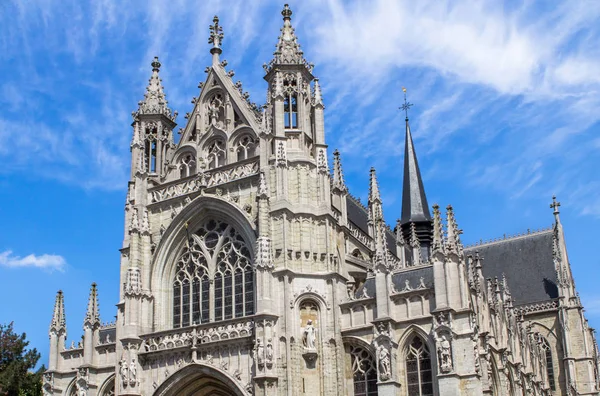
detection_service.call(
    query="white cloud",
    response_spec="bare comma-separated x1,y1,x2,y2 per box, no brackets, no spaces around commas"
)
0,250,66,271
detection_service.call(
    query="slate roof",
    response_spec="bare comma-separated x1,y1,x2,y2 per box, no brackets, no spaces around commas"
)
464,230,558,306
346,195,397,252
392,266,434,291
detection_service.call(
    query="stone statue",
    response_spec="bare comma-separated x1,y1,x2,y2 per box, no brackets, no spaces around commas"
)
437,335,452,372
129,358,137,385
303,319,317,350
256,339,264,366
266,339,274,364
377,345,391,381
119,357,128,386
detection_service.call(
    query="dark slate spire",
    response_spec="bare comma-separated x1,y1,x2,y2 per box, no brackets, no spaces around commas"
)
400,117,431,224
399,88,432,258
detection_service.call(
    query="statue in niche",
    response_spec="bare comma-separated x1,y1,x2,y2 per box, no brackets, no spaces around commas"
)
303,319,317,350
377,345,391,381
129,358,137,386
266,339,274,365
119,357,128,386
437,335,453,373
256,339,265,367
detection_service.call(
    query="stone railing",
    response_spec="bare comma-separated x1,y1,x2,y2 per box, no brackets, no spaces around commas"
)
347,221,373,250
149,158,259,204
139,318,254,354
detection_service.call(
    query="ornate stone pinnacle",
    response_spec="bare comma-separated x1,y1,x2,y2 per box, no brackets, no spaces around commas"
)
282,4,292,20
332,149,347,192
151,56,161,72
208,15,224,50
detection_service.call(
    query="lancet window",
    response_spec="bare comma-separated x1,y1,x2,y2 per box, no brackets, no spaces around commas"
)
406,336,433,396
173,219,254,328
206,139,226,169
283,74,298,129
236,134,257,161
536,333,556,390
145,125,158,173
179,153,196,178
347,345,378,396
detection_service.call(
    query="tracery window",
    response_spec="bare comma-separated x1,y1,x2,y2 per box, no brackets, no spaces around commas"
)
283,75,298,129
347,345,378,396
179,154,196,178
406,336,433,396
536,334,556,390
206,139,226,169
173,219,254,328
236,135,257,161
145,135,157,173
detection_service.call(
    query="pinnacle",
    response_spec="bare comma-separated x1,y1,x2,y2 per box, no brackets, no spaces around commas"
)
84,282,100,329
133,57,176,122
332,149,347,192
369,167,381,204
50,290,66,334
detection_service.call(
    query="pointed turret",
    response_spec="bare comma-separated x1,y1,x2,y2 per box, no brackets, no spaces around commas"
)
265,4,313,72
50,290,66,335
84,283,100,329
332,150,347,193
313,78,324,107
133,57,176,122
399,89,432,257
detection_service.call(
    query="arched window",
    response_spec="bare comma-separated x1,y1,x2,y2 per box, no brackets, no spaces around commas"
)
236,135,257,161
406,336,433,396
207,139,226,169
173,219,253,328
536,333,556,391
179,154,196,178
145,136,157,173
283,74,298,129
100,378,115,396
347,345,377,396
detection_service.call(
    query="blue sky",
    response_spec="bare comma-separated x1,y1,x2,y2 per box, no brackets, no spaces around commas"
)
1,0,600,366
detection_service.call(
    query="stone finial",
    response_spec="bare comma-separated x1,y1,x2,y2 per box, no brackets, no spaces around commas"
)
50,290,66,335
368,167,382,205
432,204,445,254
332,149,347,193
313,78,324,107
208,15,224,55
133,57,176,121
84,283,100,330
445,205,463,255
550,195,561,223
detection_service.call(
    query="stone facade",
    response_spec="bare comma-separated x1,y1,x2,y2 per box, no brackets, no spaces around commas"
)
45,5,600,396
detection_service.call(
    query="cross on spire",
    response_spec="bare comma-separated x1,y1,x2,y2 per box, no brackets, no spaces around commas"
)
550,195,560,214
400,87,413,120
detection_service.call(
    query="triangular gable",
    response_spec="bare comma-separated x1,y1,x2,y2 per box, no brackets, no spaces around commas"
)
178,65,262,146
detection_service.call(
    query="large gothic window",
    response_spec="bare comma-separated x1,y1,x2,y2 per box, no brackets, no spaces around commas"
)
406,336,433,396
536,334,556,391
347,345,378,396
236,135,257,161
173,219,254,328
207,139,226,169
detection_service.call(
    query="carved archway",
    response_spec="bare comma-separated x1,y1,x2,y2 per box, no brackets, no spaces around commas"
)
153,364,248,396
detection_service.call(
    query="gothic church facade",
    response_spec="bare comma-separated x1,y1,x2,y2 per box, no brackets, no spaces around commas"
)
44,5,600,396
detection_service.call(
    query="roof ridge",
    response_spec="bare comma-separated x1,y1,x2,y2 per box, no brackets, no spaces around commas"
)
464,226,553,249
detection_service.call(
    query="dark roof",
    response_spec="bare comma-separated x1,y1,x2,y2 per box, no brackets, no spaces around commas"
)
346,195,369,234
355,277,376,299
464,230,558,306
401,120,432,225
392,266,434,291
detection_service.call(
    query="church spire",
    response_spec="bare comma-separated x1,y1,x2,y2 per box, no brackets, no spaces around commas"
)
332,149,347,193
49,290,66,335
84,283,100,329
264,4,313,73
133,57,177,121
400,90,431,225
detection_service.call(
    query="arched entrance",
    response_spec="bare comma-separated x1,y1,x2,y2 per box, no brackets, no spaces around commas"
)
153,364,247,396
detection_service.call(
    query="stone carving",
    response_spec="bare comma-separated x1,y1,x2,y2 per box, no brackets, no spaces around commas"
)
437,335,453,373
124,267,142,296
266,339,274,366
149,159,259,203
256,339,265,367
276,141,287,166
347,221,374,250
119,357,128,387
377,344,391,381
303,319,317,350
255,237,273,269
129,358,137,386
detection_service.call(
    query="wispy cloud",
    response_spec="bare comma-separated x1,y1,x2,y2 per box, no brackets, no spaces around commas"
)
0,250,66,272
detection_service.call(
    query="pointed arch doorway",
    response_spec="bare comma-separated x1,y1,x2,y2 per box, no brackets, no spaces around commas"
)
152,364,248,396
